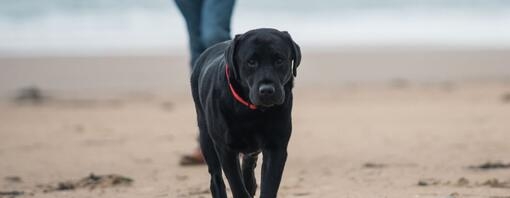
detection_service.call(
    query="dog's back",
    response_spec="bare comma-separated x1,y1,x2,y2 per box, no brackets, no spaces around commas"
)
190,41,230,110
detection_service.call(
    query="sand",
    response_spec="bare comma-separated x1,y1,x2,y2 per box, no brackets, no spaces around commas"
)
1,49,510,198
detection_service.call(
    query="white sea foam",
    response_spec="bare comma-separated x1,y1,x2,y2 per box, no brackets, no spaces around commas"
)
1,0,510,56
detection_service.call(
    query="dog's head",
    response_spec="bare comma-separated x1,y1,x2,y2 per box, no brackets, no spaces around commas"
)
225,28,301,108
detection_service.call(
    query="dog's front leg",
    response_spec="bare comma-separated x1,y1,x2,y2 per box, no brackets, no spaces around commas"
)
217,146,252,198
260,148,288,198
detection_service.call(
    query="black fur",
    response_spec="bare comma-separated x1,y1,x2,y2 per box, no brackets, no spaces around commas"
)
190,28,301,198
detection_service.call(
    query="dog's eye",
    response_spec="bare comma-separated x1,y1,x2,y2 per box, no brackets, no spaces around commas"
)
275,58,283,65
247,59,257,67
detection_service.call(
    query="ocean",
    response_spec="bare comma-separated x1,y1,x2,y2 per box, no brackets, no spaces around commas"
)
1,0,510,56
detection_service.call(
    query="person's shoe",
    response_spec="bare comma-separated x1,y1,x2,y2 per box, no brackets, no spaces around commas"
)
179,148,206,166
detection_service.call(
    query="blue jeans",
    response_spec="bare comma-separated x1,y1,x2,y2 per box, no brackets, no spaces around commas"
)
175,0,236,68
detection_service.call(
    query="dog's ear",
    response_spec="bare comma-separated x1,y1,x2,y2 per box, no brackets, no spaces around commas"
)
225,34,242,80
282,31,301,77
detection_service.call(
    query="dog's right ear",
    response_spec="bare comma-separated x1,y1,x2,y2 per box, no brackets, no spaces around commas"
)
225,34,242,80
281,31,301,77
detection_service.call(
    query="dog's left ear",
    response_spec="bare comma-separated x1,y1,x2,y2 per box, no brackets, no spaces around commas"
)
282,31,301,77
225,34,242,80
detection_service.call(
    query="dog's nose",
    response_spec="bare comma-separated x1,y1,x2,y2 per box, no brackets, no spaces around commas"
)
259,84,275,96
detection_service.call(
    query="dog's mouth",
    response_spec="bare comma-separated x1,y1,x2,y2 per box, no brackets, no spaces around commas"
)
255,100,277,108
250,89,285,108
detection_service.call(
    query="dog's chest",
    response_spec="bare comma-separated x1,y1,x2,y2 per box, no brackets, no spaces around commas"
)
225,116,272,152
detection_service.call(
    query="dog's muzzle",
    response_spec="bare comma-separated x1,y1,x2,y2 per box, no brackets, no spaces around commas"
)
259,84,275,97
253,83,284,107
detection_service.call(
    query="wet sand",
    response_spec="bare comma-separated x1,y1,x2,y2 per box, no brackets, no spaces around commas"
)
1,47,509,96
1,48,510,197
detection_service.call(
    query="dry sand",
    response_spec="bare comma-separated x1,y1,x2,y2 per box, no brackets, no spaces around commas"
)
1,48,510,198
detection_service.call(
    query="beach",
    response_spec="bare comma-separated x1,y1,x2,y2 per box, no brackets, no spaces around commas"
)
1,48,510,197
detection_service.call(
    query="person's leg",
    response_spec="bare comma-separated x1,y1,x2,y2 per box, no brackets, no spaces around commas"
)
200,0,236,48
175,0,206,67
176,0,207,166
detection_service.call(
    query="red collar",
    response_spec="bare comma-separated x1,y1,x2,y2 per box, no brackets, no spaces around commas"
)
225,64,257,110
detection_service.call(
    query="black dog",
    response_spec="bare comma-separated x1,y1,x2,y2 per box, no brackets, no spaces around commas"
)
190,28,301,198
